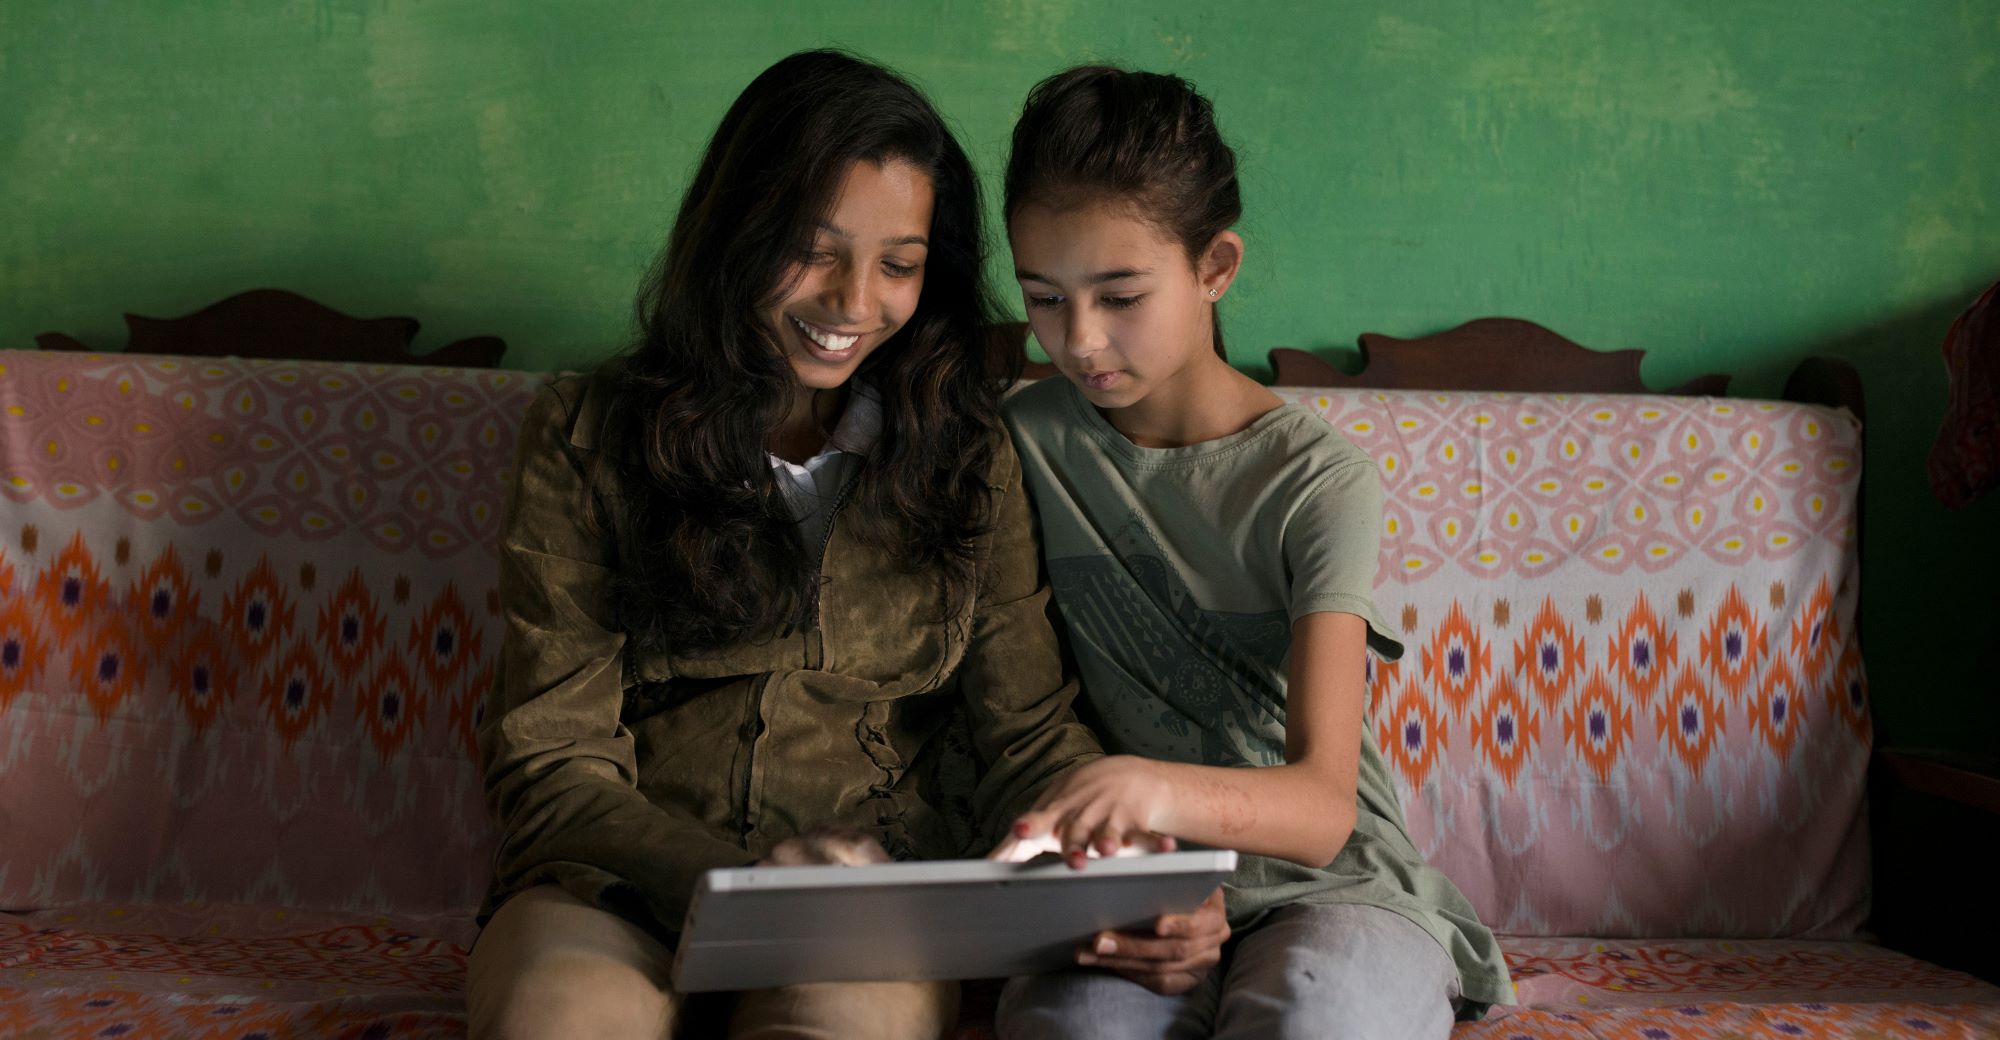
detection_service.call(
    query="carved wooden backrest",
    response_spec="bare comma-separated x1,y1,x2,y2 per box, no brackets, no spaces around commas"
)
1269,317,1730,397
35,288,507,368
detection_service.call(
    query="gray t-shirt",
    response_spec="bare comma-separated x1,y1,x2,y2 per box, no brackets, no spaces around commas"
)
1005,377,1511,1009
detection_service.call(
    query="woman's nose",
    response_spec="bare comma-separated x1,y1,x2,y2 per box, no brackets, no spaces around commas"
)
821,261,870,324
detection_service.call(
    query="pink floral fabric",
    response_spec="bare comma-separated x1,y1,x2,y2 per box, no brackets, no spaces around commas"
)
0,351,536,916
1273,388,1871,939
0,904,467,1039
0,351,1982,1037
5,909,1993,1040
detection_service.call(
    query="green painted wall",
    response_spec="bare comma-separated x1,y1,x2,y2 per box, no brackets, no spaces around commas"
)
3,1,1996,750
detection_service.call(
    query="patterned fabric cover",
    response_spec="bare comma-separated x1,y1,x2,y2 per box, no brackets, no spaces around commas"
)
0,904,469,1039
6,910,1993,1040
1270,388,1872,940
2,352,1989,1038
0,351,534,916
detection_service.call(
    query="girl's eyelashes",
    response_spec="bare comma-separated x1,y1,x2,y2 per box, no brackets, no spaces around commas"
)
882,260,921,278
1020,293,1145,310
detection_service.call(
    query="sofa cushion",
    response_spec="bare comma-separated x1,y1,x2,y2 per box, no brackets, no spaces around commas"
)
0,351,539,916
0,357,1880,939
1456,1000,2000,1038
1501,937,2000,1011
1269,388,1872,940
8,909,1993,1040
0,903,468,1039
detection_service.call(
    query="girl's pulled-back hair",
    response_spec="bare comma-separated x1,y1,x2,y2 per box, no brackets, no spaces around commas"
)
594,49,1013,655
1004,65,1242,358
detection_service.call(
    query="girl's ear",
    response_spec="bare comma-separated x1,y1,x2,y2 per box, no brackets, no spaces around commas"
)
1198,230,1245,302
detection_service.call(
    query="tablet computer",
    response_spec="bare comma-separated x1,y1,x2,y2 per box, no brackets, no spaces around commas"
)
670,850,1237,992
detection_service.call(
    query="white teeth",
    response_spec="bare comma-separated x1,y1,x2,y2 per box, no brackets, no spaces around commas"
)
792,317,859,352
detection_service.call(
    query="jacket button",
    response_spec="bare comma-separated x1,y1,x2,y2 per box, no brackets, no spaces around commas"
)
742,718,764,740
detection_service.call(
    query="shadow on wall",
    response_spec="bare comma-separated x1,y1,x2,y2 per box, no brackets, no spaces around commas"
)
1798,278,2000,753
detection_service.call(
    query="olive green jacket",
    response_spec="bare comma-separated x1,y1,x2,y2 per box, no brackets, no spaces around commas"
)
478,375,1103,940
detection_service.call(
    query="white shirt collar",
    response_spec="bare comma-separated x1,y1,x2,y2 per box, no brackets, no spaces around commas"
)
767,380,883,474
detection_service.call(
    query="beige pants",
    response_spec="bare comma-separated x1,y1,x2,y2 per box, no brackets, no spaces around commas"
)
467,884,959,1040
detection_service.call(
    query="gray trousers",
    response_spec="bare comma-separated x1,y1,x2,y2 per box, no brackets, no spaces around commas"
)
996,902,1459,1040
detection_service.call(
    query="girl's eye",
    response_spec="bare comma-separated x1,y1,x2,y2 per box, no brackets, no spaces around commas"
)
1025,294,1064,310
882,260,921,278
802,251,836,266
1102,295,1142,310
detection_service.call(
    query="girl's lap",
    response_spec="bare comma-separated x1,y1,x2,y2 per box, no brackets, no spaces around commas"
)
997,902,1457,1040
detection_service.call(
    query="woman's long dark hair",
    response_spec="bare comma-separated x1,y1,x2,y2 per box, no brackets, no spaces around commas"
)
1004,65,1242,359
593,50,1013,655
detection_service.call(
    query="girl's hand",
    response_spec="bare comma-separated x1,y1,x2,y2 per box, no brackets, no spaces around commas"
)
1005,756,1180,869
755,828,891,867
1077,886,1229,994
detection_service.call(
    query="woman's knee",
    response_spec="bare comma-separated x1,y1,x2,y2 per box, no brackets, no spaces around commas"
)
474,953,675,1040
730,978,958,1040
467,885,678,1040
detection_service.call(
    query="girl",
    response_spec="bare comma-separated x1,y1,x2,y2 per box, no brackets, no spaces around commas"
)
993,67,1512,1038
467,51,1174,1039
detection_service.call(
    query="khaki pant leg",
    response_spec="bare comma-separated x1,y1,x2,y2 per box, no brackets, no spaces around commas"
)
728,979,960,1040
467,883,681,1040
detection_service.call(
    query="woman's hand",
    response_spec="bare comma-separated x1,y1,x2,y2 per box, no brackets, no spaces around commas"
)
1077,886,1229,994
1003,756,1181,869
755,828,891,867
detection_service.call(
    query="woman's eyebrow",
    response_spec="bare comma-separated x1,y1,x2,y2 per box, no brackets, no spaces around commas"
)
816,221,928,248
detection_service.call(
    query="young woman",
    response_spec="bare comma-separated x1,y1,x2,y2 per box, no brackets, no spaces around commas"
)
992,66,1512,1038
465,51,1227,1040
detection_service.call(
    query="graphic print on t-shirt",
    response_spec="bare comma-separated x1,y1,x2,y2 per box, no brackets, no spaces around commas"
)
1046,510,1292,768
